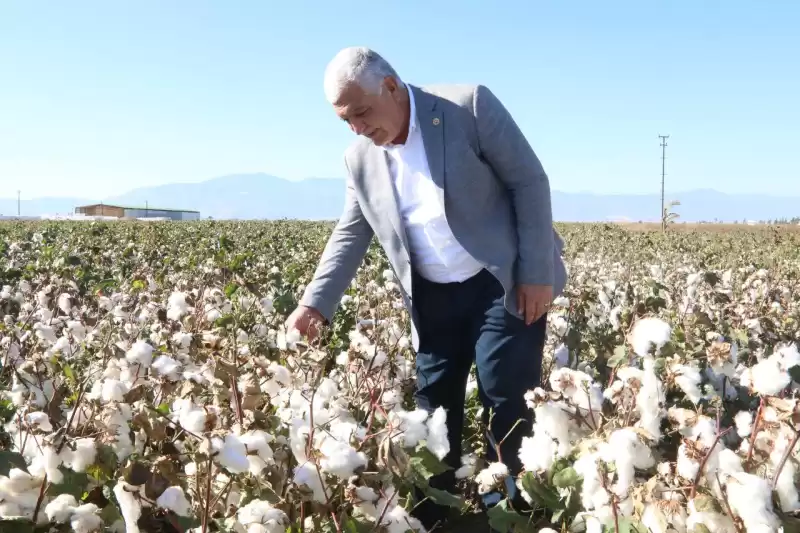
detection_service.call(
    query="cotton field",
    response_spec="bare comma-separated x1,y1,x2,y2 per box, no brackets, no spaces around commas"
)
1,220,800,533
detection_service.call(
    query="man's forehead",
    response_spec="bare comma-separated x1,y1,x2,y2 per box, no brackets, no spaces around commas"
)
333,83,368,108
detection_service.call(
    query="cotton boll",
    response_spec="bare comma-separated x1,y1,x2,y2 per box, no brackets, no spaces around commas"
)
151,356,182,381
725,472,779,531
184,462,197,476
771,433,800,512
24,412,52,432
28,446,64,484
676,442,701,481
211,434,250,474
734,411,753,438
157,486,192,517
519,432,557,474
601,429,655,498
33,323,58,344
45,493,78,523
637,358,665,440
293,462,328,503
0,502,22,517
670,363,704,404
318,437,368,479
125,340,153,369
574,452,609,511
167,292,191,321
237,499,289,533
172,399,208,434
550,315,568,337
553,343,570,368
60,438,97,473
240,430,275,474
630,317,671,357
67,321,87,342
101,379,131,403
57,293,72,314
549,368,604,422
455,454,477,479
392,409,429,448
70,504,103,533
113,480,142,533
259,297,274,315
425,407,449,461
641,504,669,533
475,462,509,495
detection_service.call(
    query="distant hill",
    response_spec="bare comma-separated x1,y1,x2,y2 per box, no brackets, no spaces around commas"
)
2,174,799,223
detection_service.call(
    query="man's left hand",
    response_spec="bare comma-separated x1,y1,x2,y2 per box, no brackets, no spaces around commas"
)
516,284,553,325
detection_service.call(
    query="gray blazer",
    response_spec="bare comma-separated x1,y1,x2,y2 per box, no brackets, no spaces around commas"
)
300,83,567,350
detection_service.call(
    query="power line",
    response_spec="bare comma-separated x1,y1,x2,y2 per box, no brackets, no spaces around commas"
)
659,135,669,230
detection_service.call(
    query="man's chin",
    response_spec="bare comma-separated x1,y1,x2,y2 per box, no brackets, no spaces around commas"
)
366,132,389,146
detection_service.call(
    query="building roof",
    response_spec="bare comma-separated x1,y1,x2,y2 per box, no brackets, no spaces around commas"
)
76,203,200,213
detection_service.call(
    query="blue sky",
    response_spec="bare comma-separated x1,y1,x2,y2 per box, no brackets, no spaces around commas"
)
1,1,798,199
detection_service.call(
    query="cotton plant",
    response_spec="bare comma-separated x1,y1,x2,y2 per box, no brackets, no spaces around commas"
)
5,222,800,532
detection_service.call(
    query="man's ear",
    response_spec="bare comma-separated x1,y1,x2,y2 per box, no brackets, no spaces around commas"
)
384,76,399,94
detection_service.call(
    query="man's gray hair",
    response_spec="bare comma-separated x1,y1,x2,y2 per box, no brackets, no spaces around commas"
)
323,47,405,103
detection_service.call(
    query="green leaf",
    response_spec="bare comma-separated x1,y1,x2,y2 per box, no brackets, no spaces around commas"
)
487,499,534,533
408,443,450,479
224,283,239,299
552,466,581,489
789,365,800,384
62,363,75,384
692,494,723,514
565,328,582,351
519,472,564,510
342,518,373,533
156,403,170,415
99,503,122,525
417,483,465,510
780,515,800,533
176,515,202,531
644,296,667,312
131,279,146,291
214,314,235,328
50,468,91,500
608,345,628,368
0,451,28,476
617,518,648,533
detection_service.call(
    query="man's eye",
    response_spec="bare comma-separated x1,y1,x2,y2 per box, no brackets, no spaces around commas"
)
355,108,369,117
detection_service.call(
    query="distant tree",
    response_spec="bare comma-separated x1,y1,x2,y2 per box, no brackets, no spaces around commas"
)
662,200,681,231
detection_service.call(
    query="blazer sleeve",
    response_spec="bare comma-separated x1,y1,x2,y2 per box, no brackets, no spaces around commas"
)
472,84,555,287
298,158,374,321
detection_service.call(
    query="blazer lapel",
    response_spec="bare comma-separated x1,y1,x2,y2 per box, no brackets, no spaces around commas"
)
369,148,410,251
412,86,446,206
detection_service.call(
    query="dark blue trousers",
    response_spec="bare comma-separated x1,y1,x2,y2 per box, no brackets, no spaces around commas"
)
410,268,547,526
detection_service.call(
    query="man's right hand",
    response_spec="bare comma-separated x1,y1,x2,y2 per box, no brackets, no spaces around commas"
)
285,305,326,341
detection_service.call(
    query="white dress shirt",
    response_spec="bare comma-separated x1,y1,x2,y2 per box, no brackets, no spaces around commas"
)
382,89,484,283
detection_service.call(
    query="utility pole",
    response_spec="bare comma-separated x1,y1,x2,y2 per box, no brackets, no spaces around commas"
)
17,190,20,217
659,135,669,231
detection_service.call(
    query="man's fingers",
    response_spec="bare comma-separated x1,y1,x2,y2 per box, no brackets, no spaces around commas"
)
526,297,537,325
517,288,526,316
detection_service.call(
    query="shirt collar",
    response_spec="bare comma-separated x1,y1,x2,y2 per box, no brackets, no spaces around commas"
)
383,87,417,150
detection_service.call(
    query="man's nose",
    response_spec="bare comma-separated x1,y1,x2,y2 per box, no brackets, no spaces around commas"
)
349,119,367,135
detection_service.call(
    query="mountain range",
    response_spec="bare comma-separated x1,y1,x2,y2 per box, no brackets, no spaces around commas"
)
2,173,797,223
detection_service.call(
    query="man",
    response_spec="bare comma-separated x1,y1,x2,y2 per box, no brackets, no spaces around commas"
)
286,46,567,530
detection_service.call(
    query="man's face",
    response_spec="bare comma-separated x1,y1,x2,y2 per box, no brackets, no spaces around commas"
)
332,77,407,146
